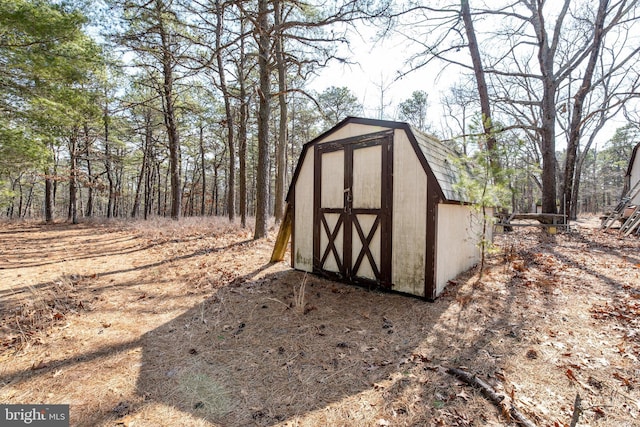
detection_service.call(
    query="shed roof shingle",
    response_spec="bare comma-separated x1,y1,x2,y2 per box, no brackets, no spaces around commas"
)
410,126,468,203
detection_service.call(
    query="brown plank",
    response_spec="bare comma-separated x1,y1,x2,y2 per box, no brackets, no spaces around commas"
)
270,202,293,262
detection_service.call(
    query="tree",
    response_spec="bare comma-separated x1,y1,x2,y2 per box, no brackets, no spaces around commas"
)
394,0,640,214
0,126,48,211
273,0,288,223
590,124,639,210
212,0,236,222
560,0,640,219
0,0,101,222
113,0,194,220
440,82,476,155
244,0,387,229
253,0,271,239
398,90,429,131
460,0,497,166
317,86,363,128
237,17,251,228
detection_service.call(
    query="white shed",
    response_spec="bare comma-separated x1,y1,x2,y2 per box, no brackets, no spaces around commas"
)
625,142,640,205
279,117,490,300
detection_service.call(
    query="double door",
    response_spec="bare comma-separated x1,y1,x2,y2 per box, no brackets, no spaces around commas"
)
313,131,393,286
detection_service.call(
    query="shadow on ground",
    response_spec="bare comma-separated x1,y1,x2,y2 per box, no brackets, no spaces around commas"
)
5,222,637,426
134,268,454,426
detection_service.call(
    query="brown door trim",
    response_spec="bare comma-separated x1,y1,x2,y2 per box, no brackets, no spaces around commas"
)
313,130,394,287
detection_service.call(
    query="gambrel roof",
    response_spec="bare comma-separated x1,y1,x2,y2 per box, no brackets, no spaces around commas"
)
287,117,470,204
410,125,467,202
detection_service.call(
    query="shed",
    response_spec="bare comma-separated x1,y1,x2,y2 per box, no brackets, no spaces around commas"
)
277,117,490,300
625,142,640,205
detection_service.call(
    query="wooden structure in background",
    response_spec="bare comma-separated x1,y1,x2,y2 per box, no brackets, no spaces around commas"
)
495,212,568,234
601,142,640,235
276,117,491,300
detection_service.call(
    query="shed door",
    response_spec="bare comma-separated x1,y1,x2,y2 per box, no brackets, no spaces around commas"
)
313,131,393,287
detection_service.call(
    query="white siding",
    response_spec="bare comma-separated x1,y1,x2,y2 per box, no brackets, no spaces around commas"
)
631,150,640,205
321,150,345,208
352,145,382,209
293,149,314,272
391,129,427,297
435,204,493,296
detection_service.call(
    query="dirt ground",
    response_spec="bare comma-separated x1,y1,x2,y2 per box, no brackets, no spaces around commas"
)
0,216,639,427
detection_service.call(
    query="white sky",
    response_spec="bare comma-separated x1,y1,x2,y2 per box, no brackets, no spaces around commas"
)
308,25,456,123
308,20,630,148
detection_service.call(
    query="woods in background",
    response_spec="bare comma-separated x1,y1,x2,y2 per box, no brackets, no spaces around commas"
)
1,0,640,236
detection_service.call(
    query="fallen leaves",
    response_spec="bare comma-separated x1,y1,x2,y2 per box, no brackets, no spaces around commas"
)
0,277,89,351
3,219,640,427
591,291,640,360
455,389,471,402
613,372,634,388
30,360,47,370
565,368,578,382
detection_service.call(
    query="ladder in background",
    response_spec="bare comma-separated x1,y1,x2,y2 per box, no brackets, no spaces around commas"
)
621,206,640,236
601,180,640,230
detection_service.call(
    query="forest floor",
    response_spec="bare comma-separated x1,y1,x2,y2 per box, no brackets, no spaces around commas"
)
0,216,639,427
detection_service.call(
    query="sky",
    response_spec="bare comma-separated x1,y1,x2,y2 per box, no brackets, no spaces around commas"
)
307,19,631,149
307,25,456,125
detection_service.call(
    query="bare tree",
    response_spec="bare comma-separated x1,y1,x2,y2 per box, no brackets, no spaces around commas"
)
394,0,640,214
460,0,497,164
561,0,640,218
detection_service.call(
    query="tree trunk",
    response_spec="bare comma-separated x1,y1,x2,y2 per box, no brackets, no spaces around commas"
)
45,142,54,223
199,124,207,216
82,123,93,218
254,0,271,239
213,160,219,216
144,155,154,220
45,175,54,222
114,146,125,217
540,81,558,214
155,0,181,220
16,178,23,219
273,0,287,223
23,183,34,218
530,1,567,214
163,163,170,216
157,162,163,216
104,111,115,218
85,157,93,217
238,17,248,228
68,129,79,224
460,0,498,171
132,113,151,218
164,64,181,220
562,0,607,220
215,0,235,222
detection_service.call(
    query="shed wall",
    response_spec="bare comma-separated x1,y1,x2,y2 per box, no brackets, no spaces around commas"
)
631,152,640,205
435,204,492,296
289,119,486,299
293,148,314,272
391,129,427,297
